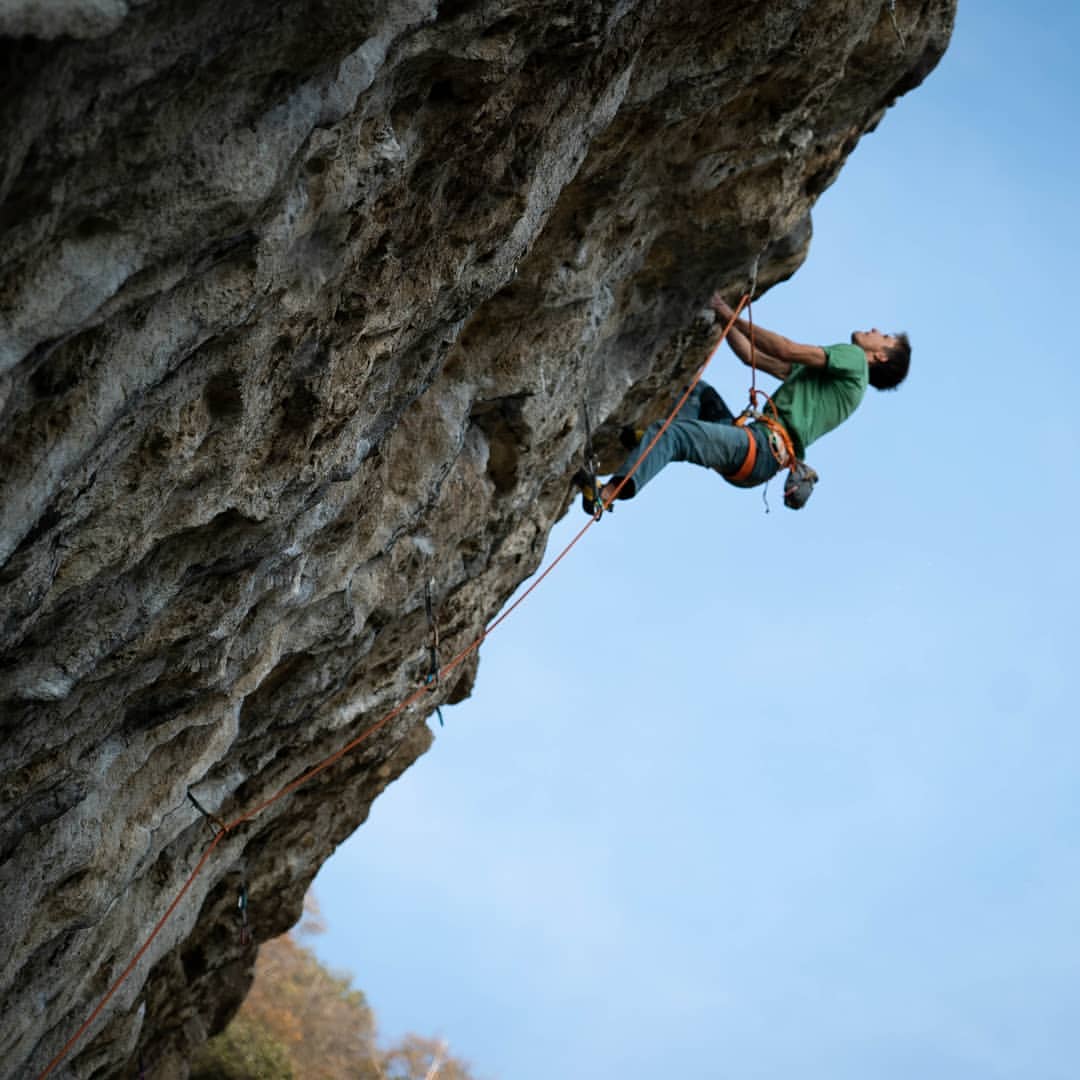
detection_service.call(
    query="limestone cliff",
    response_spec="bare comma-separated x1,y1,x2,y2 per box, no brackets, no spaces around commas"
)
0,2,954,1076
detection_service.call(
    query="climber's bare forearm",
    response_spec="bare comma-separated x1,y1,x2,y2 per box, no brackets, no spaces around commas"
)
711,293,826,368
726,326,792,380
731,317,824,367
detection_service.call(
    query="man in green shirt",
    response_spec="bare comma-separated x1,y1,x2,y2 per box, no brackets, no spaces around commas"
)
588,293,910,509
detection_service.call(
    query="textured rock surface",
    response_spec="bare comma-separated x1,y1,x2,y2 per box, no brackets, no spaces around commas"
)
0,1,955,1076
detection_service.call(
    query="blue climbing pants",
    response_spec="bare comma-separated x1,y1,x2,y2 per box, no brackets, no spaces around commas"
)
614,381,780,497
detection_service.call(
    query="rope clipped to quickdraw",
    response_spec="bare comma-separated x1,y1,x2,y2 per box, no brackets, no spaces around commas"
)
739,291,791,460
747,254,760,306
423,578,445,727
237,883,252,947
187,791,228,838
746,287,759,402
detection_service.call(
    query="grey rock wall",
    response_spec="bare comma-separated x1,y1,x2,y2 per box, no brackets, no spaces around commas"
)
0,1,954,1076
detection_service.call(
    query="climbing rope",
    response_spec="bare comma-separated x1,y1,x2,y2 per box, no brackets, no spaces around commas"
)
746,286,759,400
34,294,751,1080
737,291,814,517
737,283,797,471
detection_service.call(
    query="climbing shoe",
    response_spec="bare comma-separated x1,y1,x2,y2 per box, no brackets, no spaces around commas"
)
573,468,605,517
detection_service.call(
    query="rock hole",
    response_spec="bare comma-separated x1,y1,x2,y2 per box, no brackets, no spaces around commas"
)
203,370,244,421
182,945,207,982
470,394,531,496
280,384,320,434
73,214,116,239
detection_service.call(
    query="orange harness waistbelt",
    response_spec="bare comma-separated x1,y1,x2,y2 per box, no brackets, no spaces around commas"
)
723,414,798,486
724,424,758,484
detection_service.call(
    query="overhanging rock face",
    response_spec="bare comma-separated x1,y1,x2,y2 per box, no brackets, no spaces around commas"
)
0,2,955,1076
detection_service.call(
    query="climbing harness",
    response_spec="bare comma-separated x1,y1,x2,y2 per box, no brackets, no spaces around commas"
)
35,296,753,1080
721,397,798,489
737,396,795,468
722,421,758,486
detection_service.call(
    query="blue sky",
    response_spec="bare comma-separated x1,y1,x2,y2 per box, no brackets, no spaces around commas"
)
313,5,1080,1077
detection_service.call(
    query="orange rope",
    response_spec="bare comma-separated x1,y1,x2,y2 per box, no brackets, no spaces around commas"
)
35,294,751,1080
601,295,749,507
737,295,797,469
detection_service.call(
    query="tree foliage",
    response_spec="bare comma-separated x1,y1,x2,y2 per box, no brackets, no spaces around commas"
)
192,896,478,1080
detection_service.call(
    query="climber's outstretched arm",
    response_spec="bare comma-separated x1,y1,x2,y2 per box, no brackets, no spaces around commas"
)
724,325,792,381
711,293,827,368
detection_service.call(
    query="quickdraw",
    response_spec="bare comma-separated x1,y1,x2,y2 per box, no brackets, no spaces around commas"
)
186,791,228,838
887,1,906,49
237,884,251,947
424,578,440,691
423,578,445,726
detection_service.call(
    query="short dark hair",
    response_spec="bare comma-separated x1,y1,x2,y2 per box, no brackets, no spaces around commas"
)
869,332,911,390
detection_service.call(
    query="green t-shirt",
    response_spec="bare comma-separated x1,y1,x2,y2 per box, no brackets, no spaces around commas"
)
771,343,868,458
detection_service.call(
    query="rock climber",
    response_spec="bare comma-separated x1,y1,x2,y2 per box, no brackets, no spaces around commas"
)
580,292,910,512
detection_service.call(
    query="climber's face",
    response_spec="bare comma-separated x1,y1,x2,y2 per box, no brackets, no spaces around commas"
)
851,328,899,362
